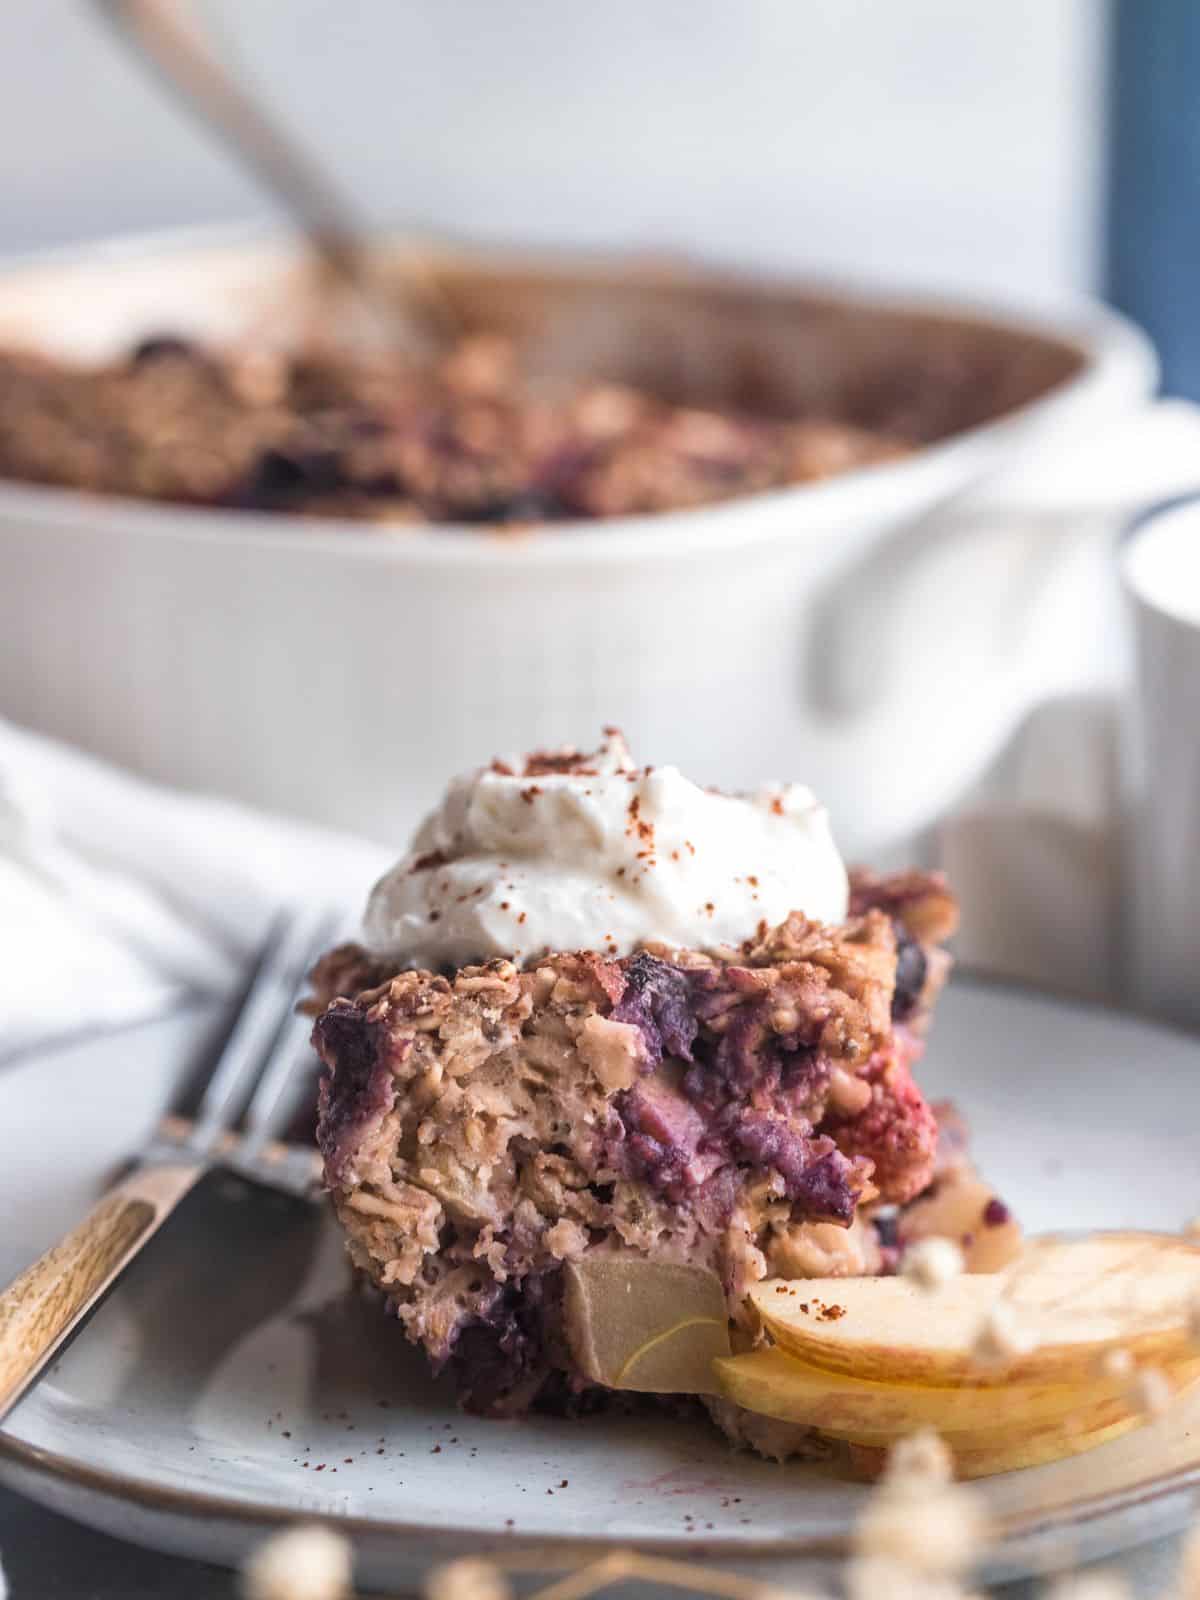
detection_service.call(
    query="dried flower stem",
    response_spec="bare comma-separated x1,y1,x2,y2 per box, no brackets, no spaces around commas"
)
523,1550,805,1600
523,1552,636,1600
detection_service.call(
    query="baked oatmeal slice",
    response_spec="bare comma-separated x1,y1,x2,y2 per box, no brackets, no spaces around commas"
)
311,883,952,1417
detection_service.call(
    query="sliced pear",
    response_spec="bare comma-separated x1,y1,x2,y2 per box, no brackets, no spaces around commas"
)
815,1388,1164,1451
946,1412,1149,1480
712,1346,1200,1438
836,1412,1147,1482
750,1233,1200,1386
563,1255,730,1394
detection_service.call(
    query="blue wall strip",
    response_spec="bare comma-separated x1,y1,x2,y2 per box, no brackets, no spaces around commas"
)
1108,0,1200,398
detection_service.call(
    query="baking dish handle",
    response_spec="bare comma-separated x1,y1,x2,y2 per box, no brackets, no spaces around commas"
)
806,399,1200,723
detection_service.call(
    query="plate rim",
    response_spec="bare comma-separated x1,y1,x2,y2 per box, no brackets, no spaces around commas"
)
4,1423,1200,1562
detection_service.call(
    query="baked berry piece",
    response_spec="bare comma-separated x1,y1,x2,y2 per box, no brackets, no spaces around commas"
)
306,732,990,1451
310,891,954,1419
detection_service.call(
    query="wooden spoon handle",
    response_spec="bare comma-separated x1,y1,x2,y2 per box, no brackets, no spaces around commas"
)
0,1163,202,1424
94,0,458,349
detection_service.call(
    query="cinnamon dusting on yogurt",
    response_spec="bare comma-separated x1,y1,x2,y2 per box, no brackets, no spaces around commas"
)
363,729,848,968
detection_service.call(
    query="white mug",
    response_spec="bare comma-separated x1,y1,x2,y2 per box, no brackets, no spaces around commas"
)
1121,497,1200,1030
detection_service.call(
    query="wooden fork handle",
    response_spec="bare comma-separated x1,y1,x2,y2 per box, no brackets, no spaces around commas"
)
0,1163,202,1424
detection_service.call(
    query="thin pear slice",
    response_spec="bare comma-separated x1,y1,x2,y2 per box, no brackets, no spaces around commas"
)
815,1378,1196,1450
749,1233,1200,1386
836,1413,1146,1482
712,1346,1200,1438
563,1255,730,1394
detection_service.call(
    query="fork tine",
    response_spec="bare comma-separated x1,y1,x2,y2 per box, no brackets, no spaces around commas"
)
188,905,330,1154
239,909,345,1158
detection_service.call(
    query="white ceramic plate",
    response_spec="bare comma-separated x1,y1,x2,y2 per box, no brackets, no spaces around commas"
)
1,981,1199,1592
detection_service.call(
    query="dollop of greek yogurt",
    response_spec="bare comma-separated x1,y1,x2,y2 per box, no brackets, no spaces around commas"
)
364,730,848,968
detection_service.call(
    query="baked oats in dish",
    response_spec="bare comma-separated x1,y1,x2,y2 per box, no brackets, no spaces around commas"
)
0,333,908,524
308,732,1012,1450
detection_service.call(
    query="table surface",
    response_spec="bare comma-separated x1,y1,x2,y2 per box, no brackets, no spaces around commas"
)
0,1487,234,1597
0,1483,1187,1600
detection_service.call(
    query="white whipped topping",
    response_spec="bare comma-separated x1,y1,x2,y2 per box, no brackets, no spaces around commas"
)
364,730,848,968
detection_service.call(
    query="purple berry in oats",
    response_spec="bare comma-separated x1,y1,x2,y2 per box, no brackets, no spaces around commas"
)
616,1079,713,1201
727,1118,857,1224
129,333,197,366
450,489,572,525
681,994,827,1113
984,1197,1012,1226
610,952,698,1067
891,929,928,1020
704,1005,775,1097
873,1209,900,1250
312,1005,397,1187
447,1277,556,1416
621,1077,706,1156
235,444,346,507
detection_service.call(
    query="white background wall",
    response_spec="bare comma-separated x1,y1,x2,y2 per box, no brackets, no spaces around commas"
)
2,0,1106,303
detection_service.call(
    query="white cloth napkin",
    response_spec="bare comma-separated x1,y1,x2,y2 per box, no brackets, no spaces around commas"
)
0,718,388,1061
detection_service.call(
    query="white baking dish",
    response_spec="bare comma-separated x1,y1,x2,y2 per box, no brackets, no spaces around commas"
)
0,228,1165,856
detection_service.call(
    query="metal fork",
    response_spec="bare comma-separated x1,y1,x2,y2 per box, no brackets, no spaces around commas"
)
0,904,341,1426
